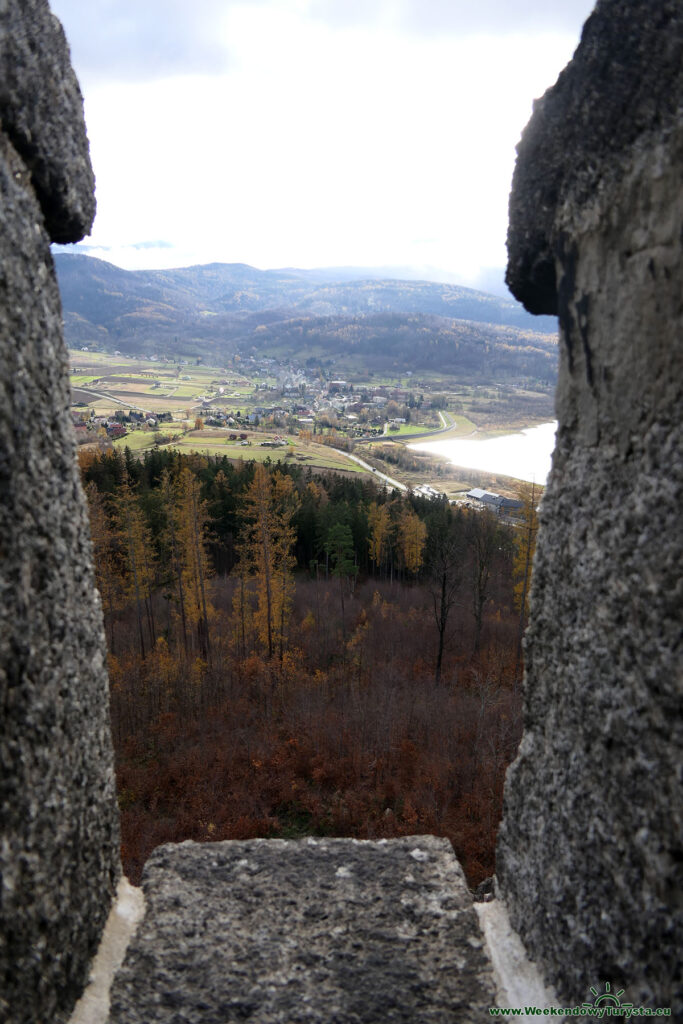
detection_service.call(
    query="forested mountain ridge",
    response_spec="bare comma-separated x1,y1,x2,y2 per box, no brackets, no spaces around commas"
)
55,253,557,328
245,312,557,380
55,253,558,380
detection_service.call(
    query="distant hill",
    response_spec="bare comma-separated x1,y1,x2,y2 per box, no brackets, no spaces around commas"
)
238,313,558,381
54,253,558,381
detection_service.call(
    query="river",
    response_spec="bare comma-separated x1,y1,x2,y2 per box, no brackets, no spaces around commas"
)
409,421,557,484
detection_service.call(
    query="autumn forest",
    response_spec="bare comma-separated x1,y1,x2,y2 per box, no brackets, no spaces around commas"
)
81,447,537,887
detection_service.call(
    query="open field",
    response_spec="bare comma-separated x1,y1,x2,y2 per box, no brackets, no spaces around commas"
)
385,423,436,437
111,429,157,451
71,349,555,490
112,423,522,491
69,350,255,416
416,414,479,439
110,420,538,495
113,428,365,474
177,444,365,473
451,385,554,432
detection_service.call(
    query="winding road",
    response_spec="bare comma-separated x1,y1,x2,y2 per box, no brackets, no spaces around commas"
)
330,449,407,492
331,413,464,490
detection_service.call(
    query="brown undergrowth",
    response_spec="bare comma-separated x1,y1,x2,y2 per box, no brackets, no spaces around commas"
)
109,578,522,888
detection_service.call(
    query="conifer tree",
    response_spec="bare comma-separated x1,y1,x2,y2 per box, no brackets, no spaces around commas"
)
368,502,391,576
244,465,276,658
231,546,253,661
325,521,356,641
159,469,189,655
426,511,464,684
85,481,124,653
114,473,157,659
272,472,299,663
470,510,499,654
398,506,427,576
176,466,214,661
240,464,299,661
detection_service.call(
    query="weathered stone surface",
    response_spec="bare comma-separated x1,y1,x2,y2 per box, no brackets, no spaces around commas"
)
506,0,682,317
0,5,119,1023
498,0,682,1013
109,837,496,1023
0,0,96,240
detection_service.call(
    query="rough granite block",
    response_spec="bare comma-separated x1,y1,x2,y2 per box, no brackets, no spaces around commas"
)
0,0,96,241
108,837,496,1024
0,3,119,1023
498,0,682,1012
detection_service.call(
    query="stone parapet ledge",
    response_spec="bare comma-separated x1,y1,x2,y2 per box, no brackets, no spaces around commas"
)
100,836,497,1023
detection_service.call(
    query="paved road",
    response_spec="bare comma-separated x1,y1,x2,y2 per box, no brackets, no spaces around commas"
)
330,448,408,491
74,386,152,414
332,413,459,490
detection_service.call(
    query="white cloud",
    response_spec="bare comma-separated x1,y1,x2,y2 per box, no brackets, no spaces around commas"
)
309,0,595,34
51,0,591,281
51,0,235,81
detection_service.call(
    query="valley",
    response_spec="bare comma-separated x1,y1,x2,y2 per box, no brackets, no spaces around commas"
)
69,347,554,497
63,255,557,494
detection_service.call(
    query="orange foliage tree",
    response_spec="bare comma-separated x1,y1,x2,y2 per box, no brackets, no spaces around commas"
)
176,467,214,661
239,464,300,661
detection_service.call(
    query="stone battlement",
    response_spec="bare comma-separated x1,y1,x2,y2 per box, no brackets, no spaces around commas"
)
0,2,680,1021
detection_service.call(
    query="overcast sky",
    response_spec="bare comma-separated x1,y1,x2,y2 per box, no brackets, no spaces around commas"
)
50,0,595,290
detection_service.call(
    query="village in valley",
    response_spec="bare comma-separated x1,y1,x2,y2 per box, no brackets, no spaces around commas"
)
70,347,544,510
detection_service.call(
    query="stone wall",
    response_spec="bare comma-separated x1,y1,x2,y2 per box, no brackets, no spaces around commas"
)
498,0,682,1012
1,0,681,1020
0,4,121,1023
